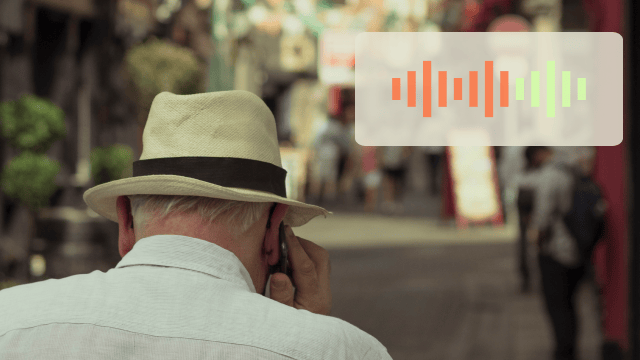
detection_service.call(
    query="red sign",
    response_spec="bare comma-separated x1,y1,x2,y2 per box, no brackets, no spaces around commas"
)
318,30,360,85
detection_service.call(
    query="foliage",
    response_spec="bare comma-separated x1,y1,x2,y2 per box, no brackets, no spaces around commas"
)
0,95,66,211
0,94,66,153
124,37,205,124
0,152,62,211
90,144,134,186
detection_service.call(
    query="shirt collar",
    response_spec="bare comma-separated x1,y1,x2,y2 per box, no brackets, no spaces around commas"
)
115,235,257,293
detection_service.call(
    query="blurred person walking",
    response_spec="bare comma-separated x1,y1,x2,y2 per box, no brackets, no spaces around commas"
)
308,103,352,205
360,146,382,212
0,91,391,359
336,103,359,203
380,146,412,214
527,146,606,360
419,146,445,197
513,146,548,293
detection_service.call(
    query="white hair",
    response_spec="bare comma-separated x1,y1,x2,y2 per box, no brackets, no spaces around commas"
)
127,195,272,236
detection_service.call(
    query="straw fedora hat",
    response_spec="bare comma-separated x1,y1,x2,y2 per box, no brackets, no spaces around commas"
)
83,90,330,227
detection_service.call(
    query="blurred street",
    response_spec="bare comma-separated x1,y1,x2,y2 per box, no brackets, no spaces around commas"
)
299,213,601,360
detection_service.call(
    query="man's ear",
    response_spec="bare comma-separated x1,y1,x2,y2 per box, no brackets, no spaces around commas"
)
264,203,289,266
116,196,136,257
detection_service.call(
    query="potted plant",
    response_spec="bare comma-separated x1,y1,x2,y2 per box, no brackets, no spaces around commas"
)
0,94,66,284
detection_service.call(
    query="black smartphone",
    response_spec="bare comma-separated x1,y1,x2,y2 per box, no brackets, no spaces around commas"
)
267,203,293,281
272,222,293,279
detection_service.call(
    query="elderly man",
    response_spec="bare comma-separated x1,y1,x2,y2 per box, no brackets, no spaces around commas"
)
0,91,392,359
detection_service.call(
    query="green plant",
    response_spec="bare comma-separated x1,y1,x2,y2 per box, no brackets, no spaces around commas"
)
124,38,205,125
0,94,66,153
90,144,134,186
0,95,66,211
0,152,62,211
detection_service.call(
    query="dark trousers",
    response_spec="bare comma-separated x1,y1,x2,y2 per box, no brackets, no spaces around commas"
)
517,188,535,290
538,254,586,360
517,208,531,290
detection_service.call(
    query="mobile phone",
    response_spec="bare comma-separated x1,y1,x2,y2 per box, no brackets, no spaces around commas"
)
266,204,293,281
272,222,293,279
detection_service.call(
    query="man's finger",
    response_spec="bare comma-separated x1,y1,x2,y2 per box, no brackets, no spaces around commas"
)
284,226,320,295
297,238,331,303
284,226,332,315
298,238,330,274
269,272,294,307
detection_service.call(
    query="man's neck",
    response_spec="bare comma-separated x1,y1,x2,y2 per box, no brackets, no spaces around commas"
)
137,215,236,249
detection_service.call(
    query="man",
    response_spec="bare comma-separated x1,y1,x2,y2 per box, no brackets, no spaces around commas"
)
527,146,598,360
513,146,550,293
308,102,352,205
418,146,445,197
380,146,412,214
0,91,392,359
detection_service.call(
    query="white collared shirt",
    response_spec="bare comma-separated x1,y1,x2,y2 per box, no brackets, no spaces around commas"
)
0,235,391,359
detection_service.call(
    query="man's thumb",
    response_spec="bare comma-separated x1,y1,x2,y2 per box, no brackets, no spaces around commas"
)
269,273,294,307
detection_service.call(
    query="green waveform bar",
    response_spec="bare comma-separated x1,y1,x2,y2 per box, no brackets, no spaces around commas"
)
547,61,555,117
578,78,587,100
531,71,540,107
516,78,524,100
563,71,571,107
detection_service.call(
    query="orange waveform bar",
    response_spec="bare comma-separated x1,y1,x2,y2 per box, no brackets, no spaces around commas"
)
454,78,462,100
500,71,509,107
470,71,478,107
408,71,416,107
392,78,401,100
439,71,447,107
423,61,431,117
485,61,493,117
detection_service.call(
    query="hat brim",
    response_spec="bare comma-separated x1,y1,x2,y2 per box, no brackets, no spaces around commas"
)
83,175,331,227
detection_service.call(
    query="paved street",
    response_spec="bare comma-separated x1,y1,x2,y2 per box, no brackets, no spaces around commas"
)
299,213,602,360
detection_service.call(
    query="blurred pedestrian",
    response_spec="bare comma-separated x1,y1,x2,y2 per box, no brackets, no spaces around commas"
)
513,146,548,293
308,104,351,205
527,146,605,360
380,146,412,214
337,103,359,202
419,146,445,197
0,91,392,359
361,146,382,212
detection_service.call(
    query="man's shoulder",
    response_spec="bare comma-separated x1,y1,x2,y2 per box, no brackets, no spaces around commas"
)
0,271,105,335
263,295,382,337
0,272,391,359
298,312,390,359
244,295,389,358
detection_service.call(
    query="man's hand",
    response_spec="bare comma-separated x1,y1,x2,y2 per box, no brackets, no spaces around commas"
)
269,225,332,316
